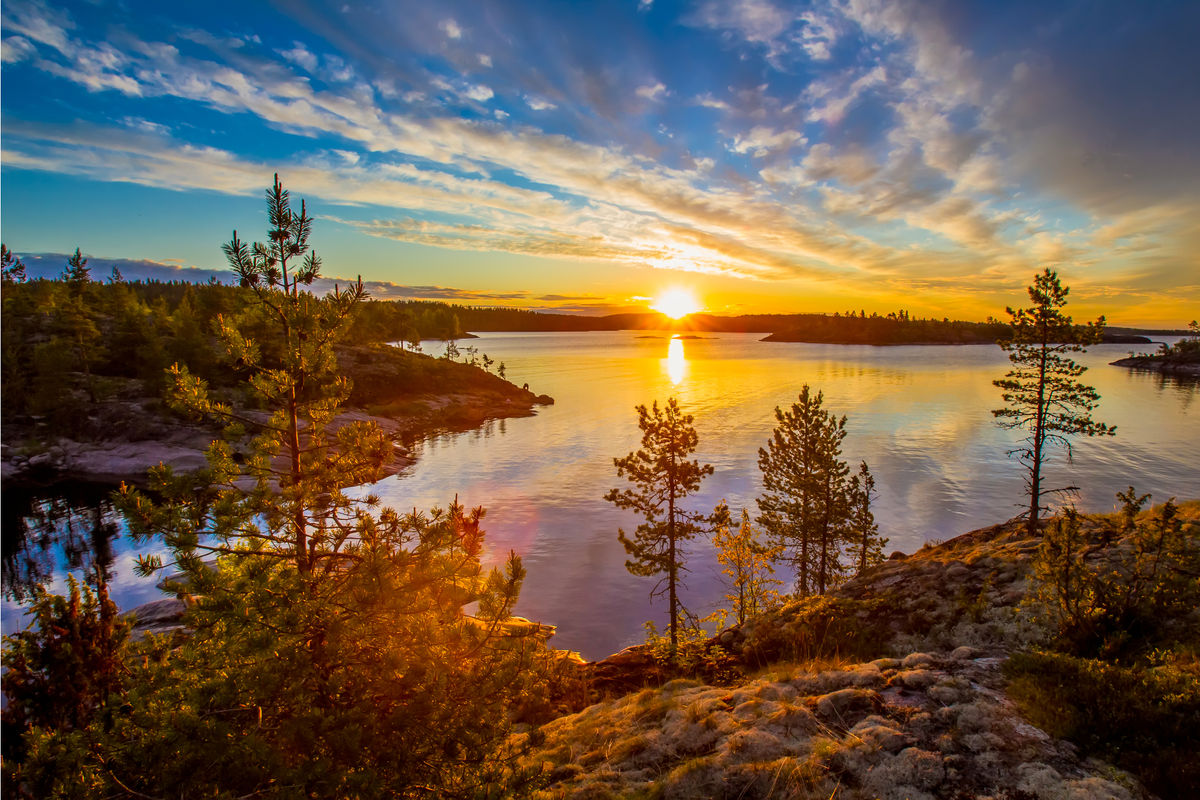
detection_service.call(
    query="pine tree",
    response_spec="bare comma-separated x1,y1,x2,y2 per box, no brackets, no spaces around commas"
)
709,503,782,627
848,461,887,574
756,385,850,595
606,397,714,659
2,244,27,283
62,248,90,293
993,269,1115,535
103,176,544,797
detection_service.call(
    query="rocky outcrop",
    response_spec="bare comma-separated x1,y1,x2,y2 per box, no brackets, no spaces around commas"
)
2,372,552,488
1110,354,1200,378
123,598,188,641
582,518,1042,698
521,649,1143,799
524,509,1200,798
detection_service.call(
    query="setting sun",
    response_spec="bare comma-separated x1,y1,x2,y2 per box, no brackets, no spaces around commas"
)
651,288,701,319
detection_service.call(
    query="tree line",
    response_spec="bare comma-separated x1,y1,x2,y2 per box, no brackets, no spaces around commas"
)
0,253,521,436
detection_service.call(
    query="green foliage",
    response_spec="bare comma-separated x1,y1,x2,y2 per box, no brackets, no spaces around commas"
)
756,384,852,595
606,397,715,660
2,177,549,798
993,269,1115,534
740,595,889,668
707,504,782,628
1015,493,1200,797
848,460,887,575
640,620,744,685
1005,650,1200,797
1027,491,1200,661
2,243,27,283
1,573,130,766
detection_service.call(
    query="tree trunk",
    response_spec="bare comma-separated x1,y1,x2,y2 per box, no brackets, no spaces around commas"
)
289,386,308,573
798,522,809,596
667,484,678,661
1028,328,1049,537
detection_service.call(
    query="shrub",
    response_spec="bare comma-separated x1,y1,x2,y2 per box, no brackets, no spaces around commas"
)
1026,492,1200,661
740,595,889,668
2,574,130,788
1005,650,1200,796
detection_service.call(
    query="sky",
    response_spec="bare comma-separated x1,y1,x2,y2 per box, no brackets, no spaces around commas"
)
2,0,1198,325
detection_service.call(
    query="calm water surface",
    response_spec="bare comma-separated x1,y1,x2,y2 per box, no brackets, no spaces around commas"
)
367,332,1199,658
4,332,1197,658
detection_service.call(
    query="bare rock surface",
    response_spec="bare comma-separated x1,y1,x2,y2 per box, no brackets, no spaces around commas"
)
520,651,1144,800
123,598,188,641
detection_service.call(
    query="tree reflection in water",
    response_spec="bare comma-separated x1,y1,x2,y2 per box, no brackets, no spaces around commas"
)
1,483,120,603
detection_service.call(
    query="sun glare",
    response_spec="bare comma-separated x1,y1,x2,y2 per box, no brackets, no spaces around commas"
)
652,288,701,319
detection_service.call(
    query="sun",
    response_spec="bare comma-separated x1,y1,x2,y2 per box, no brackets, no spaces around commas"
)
651,288,701,319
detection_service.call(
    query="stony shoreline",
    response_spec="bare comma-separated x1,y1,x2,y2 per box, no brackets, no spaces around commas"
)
1109,354,1200,378
1,386,552,489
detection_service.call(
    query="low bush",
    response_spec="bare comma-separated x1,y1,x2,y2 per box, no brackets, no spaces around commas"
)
1005,650,1200,797
740,595,889,668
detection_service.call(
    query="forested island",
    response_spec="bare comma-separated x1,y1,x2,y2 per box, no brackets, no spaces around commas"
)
394,304,1166,346
0,249,552,487
2,186,1197,799
1109,321,1200,377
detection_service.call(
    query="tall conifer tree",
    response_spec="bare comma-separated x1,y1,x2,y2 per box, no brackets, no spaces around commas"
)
993,269,1115,535
62,248,90,294
756,385,850,595
106,176,542,797
606,397,713,659
758,383,854,597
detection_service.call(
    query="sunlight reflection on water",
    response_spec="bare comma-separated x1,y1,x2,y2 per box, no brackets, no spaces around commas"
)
665,336,686,384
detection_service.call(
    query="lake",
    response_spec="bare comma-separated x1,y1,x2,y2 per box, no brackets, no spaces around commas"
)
4,332,1197,659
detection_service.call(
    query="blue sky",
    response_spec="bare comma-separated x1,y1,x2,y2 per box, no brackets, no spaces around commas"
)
2,0,1198,323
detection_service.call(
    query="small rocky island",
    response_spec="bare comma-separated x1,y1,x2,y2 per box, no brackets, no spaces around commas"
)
1109,325,1200,378
1110,352,1200,378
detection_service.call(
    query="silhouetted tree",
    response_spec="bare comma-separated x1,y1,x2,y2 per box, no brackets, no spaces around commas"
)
606,397,714,659
993,269,1115,535
2,244,27,283
61,248,90,294
757,385,850,595
848,461,887,574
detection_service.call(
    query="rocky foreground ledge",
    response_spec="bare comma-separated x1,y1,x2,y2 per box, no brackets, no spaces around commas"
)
537,507,1199,799
522,649,1137,800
